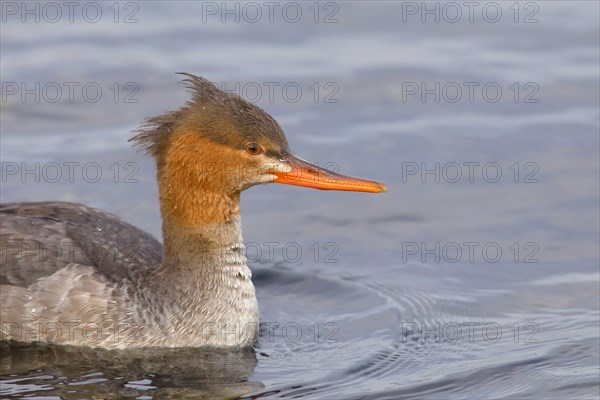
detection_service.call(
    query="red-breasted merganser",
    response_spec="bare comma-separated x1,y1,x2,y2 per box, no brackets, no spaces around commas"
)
0,74,386,349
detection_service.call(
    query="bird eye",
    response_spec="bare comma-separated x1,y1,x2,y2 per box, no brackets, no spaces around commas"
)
245,143,263,155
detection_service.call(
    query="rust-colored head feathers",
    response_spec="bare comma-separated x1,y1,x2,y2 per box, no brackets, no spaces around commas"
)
130,73,386,212
130,73,290,164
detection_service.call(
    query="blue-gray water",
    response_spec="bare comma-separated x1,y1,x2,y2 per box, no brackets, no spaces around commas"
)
1,1,599,399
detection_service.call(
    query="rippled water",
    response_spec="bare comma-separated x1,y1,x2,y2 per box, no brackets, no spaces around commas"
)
1,1,599,399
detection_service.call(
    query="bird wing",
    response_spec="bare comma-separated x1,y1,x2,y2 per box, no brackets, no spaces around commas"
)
1,202,162,288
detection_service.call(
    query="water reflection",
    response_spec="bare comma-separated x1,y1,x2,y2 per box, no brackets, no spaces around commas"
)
0,342,262,398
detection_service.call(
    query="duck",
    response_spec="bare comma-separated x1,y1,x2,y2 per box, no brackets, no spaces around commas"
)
0,74,386,349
